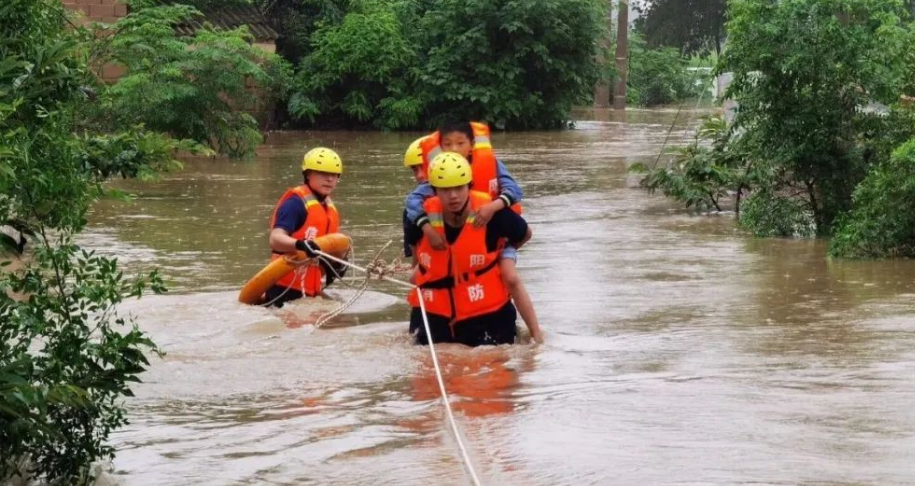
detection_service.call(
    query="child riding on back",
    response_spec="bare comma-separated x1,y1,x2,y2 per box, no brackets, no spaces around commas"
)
403,121,543,344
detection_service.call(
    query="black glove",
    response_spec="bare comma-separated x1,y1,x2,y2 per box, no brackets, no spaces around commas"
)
295,239,321,258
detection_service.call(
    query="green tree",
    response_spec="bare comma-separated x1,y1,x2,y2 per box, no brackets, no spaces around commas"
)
1,1,190,482
259,0,356,64
282,0,606,130
417,0,606,129
634,0,726,56
288,1,420,129
625,33,704,107
721,0,911,234
830,137,915,258
91,1,292,158
632,0,915,253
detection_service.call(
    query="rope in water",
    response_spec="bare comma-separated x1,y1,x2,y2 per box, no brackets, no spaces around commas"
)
312,240,408,328
312,247,485,486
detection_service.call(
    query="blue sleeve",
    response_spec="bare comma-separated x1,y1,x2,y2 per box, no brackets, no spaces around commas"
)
496,159,523,204
272,197,307,234
405,183,434,227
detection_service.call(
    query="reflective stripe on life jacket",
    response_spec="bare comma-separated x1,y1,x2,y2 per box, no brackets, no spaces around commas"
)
407,191,509,327
420,121,521,214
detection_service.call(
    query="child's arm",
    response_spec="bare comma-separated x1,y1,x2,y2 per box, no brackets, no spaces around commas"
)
473,159,523,228
496,159,523,205
404,183,434,225
404,183,446,250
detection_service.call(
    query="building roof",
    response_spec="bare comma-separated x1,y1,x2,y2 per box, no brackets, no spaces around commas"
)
172,4,279,42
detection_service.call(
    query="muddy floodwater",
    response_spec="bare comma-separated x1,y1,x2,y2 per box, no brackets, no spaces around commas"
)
81,108,915,485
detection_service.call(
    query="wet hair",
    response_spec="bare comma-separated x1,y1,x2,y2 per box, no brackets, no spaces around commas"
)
437,120,474,142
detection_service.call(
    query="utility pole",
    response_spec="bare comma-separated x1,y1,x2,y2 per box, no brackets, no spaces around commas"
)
613,0,629,110
593,0,613,108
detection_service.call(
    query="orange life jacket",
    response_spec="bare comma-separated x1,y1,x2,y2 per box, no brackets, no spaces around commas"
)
407,191,510,327
268,185,340,296
420,121,521,213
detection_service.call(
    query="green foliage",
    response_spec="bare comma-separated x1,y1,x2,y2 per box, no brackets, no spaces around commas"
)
281,0,606,129
259,0,355,64
1,1,180,482
635,0,915,253
630,116,739,211
179,0,254,9
289,1,420,129
634,0,727,56
721,0,912,233
626,34,704,107
0,0,92,128
631,0,915,255
740,188,816,238
416,0,605,129
830,138,915,258
0,239,165,485
93,2,293,158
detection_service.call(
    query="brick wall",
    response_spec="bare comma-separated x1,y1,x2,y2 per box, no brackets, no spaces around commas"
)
62,0,128,25
59,0,277,122
62,0,129,82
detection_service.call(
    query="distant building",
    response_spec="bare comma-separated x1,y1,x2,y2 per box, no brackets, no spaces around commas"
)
61,1,278,81
170,3,279,54
61,0,280,125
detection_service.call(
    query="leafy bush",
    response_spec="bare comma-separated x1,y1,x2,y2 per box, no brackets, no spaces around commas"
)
630,116,739,211
1,1,185,482
627,34,703,107
281,0,606,129
830,138,915,258
288,1,420,129
739,188,816,238
93,1,292,158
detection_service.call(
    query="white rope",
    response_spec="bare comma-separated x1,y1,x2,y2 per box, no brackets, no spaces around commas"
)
260,238,358,308
320,238,359,289
312,278,369,328
314,249,485,486
313,241,383,328
414,286,484,486
313,250,414,289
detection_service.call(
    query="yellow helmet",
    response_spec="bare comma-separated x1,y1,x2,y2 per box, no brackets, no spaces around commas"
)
428,152,472,189
302,147,343,174
403,137,425,167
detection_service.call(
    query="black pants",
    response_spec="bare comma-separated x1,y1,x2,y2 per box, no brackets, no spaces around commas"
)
410,301,517,347
263,285,304,308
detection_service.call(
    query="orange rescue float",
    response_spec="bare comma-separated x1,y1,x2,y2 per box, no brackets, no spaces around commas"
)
238,233,352,305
